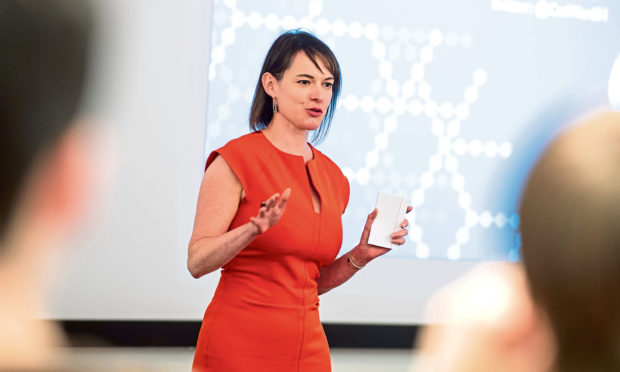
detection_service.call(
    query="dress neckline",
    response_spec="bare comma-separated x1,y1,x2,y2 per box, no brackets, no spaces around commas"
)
257,130,316,163
257,131,322,214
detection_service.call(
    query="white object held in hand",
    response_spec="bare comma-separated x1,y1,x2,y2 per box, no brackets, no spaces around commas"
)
368,192,409,249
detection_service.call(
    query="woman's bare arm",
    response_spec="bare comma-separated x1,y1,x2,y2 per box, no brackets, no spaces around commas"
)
187,155,290,278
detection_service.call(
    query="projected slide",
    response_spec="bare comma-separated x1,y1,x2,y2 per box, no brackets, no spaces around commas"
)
204,0,619,261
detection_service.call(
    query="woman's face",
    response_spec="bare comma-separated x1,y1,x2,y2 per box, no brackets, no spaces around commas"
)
271,51,334,132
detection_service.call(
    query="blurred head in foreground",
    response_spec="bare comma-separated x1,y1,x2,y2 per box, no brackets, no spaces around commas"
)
0,0,93,368
520,110,620,372
412,109,620,372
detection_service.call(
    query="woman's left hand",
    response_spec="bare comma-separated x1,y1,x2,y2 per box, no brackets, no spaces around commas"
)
352,206,413,265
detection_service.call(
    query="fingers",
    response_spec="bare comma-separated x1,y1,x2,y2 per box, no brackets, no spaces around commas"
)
400,206,413,228
401,206,413,227
391,237,406,245
360,208,378,243
278,188,291,208
367,208,378,227
267,193,279,209
391,229,408,245
259,187,291,217
391,229,408,238
252,188,292,234
362,206,411,247
260,193,279,211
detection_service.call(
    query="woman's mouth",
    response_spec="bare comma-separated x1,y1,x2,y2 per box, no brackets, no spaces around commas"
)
306,107,323,117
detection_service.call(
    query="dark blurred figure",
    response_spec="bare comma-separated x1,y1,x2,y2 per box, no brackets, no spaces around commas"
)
412,110,620,372
0,0,94,369
520,110,620,372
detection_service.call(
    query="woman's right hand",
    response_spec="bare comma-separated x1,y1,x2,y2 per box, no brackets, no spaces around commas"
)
250,188,291,234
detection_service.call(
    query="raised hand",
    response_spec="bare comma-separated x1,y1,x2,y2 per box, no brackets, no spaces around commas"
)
355,206,413,263
250,188,291,234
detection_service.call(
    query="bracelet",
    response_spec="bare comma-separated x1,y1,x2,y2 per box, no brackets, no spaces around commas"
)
249,219,262,234
347,254,365,270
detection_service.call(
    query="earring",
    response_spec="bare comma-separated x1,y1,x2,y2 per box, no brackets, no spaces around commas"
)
272,99,278,114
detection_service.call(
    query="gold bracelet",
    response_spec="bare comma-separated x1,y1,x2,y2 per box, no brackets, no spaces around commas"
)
347,254,365,270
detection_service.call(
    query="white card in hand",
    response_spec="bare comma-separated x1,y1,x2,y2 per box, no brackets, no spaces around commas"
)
368,192,409,249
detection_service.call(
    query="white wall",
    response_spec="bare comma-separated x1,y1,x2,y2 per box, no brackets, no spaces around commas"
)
48,0,218,320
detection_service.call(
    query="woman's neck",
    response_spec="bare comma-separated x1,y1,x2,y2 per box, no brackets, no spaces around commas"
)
262,117,313,160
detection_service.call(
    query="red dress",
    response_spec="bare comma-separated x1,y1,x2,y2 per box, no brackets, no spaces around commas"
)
192,131,349,372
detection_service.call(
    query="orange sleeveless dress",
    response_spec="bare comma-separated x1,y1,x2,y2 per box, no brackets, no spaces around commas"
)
192,131,349,372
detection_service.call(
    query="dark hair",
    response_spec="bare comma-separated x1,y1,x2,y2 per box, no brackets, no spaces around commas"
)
0,0,92,241
249,29,341,144
519,112,620,372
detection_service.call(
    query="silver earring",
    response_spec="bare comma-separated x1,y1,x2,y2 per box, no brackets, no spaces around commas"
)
272,99,278,113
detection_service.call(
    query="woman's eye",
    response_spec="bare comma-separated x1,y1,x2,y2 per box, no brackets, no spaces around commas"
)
324,82,333,88
298,80,310,85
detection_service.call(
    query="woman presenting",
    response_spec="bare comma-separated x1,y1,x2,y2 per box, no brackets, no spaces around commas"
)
188,30,411,372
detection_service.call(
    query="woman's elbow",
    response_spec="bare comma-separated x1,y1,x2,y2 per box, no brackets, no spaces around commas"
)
187,258,204,279
187,246,208,279
187,239,221,278
187,251,218,278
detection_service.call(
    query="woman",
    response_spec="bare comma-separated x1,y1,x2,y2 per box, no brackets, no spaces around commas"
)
188,30,411,372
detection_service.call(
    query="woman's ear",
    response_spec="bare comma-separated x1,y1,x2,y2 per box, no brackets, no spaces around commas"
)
261,72,277,97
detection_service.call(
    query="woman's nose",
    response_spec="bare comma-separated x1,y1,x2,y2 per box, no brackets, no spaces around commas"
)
309,84,325,102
